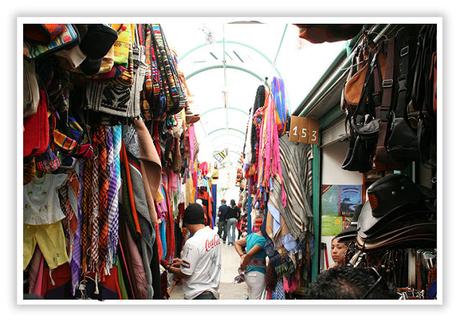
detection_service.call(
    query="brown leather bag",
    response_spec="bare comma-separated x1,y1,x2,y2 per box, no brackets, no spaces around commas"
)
372,37,405,171
342,44,387,111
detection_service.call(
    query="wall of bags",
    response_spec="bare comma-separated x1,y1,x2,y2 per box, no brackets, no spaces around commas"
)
22,23,199,300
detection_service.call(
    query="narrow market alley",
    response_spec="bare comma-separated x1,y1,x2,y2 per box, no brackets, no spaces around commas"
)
21,20,439,303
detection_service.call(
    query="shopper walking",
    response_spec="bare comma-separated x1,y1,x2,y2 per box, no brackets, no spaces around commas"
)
226,199,240,245
166,203,222,299
234,217,267,299
217,199,230,242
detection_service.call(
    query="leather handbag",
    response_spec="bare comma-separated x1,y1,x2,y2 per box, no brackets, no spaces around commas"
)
387,26,420,164
342,52,380,172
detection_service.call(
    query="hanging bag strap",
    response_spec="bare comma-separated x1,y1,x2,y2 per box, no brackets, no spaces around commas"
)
394,28,412,119
374,37,400,170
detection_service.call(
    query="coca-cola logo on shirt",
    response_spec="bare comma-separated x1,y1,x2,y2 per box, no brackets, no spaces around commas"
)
205,234,221,252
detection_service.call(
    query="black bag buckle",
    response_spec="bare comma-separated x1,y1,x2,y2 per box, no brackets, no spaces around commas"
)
400,46,409,57
382,79,393,88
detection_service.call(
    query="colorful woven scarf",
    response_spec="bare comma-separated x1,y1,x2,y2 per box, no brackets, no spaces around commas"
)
96,126,110,279
108,126,122,272
271,77,289,135
57,170,80,295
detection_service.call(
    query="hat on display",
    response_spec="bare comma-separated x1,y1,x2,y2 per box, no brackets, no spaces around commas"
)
79,24,118,59
183,203,205,225
79,57,102,75
54,45,87,69
367,174,424,218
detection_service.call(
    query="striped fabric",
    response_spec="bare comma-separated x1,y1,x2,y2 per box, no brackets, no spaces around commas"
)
88,129,102,273
278,135,313,239
57,170,80,295
97,127,110,278
71,160,85,295
24,24,78,59
107,126,122,270
80,157,91,275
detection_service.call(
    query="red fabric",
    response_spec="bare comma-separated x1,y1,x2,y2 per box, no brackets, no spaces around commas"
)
24,89,49,157
24,24,66,44
154,221,163,262
28,247,46,297
199,162,208,176
152,122,162,162
118,237,135,297
41,262,71,295
120,142,142,235
197,190,213,228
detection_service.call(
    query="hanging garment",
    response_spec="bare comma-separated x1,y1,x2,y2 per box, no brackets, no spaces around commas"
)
278,135,313,239
120,222,149,299
57,169,80,295
271,279,286,300
27,247,46,297
23,89,50,157
107,126,122,270
271,77,289,135
23,220,69,270
24,173,69,225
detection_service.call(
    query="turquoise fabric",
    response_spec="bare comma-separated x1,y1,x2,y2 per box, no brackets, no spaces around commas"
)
245,233,267,274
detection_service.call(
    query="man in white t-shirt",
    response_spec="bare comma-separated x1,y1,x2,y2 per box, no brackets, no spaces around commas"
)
166,203,222,299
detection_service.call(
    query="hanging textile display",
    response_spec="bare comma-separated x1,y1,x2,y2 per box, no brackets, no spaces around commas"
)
239,76,314,299
22,23,200,300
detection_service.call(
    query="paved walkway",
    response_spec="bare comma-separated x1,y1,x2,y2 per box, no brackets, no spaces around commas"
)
169,240,248,300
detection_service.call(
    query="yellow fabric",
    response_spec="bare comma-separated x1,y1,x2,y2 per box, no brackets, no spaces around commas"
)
111,24,131,66
186,178,195,205
265,211,274,241
23,221,69,270
99,46,114,74
155,188,164,204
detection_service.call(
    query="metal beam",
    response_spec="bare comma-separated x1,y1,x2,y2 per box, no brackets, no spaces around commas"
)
207,127,246,137
273,24,288,65
200,106,249,117
179,40,283,78
185,64,264,82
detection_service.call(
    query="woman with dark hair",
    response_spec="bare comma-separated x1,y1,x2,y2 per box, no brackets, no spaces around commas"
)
234,217,267,299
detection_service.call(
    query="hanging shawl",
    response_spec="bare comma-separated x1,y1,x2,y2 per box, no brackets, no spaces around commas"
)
107,126,122,271
278,135,313,239
57,169,80,295
255,89,286,209
271,77,289,135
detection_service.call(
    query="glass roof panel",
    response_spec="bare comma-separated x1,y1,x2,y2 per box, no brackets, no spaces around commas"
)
162,22,345,166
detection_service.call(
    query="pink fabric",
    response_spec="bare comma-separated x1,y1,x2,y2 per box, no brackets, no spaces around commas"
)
125,223,148,299
28,248,45,297
255,90,286,207
168,169,179,193
188,125,196,171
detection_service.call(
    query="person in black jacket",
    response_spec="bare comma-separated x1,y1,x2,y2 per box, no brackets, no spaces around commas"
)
226,199,241,246
217,199,230,241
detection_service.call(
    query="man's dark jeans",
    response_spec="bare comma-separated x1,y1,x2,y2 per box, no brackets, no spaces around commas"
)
193,291,217,299
218,221,228,242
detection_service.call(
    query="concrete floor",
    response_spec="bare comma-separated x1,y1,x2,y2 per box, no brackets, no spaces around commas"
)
169,239,248,300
